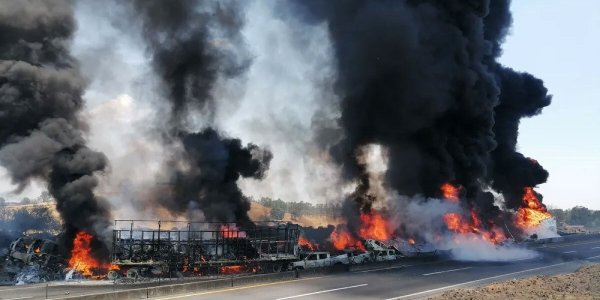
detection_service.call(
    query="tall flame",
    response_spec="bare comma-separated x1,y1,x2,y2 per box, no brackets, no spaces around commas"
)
440,183,460,202
68,231,118,278
516,187,551,228
358,211,391,240
330,228,365,251
329,210,390,250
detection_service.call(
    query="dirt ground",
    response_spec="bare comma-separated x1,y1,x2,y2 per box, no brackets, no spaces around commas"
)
431,264,600,300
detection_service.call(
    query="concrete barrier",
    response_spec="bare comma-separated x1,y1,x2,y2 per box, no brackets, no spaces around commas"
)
57,287,148,300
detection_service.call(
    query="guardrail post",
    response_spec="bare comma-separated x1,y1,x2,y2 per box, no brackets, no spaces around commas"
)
45,283,48,299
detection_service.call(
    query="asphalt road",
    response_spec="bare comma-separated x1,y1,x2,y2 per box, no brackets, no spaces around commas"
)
2,234,599,300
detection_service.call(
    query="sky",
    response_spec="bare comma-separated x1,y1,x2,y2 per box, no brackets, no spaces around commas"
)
0,0,598,210
499,0,600,209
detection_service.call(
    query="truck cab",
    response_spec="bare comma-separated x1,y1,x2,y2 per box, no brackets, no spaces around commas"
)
291,252,333,270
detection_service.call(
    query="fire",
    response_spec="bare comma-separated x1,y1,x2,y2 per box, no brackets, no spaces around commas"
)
516,187,551,228
68,231,119,279
220,265,242,274
298,235,316,251
329,210,390,251
443,210,506,244
330,228,365,251
220,224,247,238
34,247,41,254
220,265,258,274
440,183,460,202
407,238,416,245
358,211,391,240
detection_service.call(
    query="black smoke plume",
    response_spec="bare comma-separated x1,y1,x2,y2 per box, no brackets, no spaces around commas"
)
0,0,111,258
290,0,551,230
131,0,269,224
161,128,272,226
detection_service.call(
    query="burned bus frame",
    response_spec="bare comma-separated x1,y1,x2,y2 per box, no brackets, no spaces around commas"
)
111,220,301,275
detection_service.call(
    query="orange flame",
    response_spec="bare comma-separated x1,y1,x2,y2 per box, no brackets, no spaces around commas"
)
358,211,392,240
516,187,551,228
34,247,41,254
220,265,242,274
298,235,316,251
68,231,119,279
329,210,391,251
441,183,460,202
220,225,246,238
220,265,258,274
443,210,506,244
407,238,416,245
330,229,365,251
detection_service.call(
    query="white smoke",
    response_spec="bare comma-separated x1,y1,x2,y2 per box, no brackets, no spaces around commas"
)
387,195,539,262
216,0,347,204
446,237,538,261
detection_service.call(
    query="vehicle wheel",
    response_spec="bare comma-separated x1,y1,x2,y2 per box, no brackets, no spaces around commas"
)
107,270,120,280
126,268,139,279
271,264,282,273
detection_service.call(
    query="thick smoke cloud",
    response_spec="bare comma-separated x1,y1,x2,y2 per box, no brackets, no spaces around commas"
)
132,0,250,127
0,0,111,257
483,0,552,210
161,128,271,225
130,0,270,224
289,0,551,230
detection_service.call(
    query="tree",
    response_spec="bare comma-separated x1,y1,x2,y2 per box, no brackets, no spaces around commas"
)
38,191,52,203
548,208,567,224
568,206,593,226
269,199,287,220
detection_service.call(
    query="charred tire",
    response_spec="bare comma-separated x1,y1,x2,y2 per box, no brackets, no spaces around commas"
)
107,270,120,280
126,268,139,279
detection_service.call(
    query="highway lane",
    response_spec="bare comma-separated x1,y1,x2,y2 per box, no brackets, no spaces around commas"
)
153,236,600,300
1,235,599,300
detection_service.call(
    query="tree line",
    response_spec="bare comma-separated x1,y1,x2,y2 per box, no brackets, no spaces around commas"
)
549,206,600,229
256,198,342,220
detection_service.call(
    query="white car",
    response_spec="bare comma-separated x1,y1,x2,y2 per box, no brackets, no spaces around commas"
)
291,252,334,270
334,250,372,265
373,249,398,262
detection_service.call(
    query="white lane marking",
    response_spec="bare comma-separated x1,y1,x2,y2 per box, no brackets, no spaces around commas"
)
586,255,600,259
592,247,600,250
422,267,472,276
563,250,577,254
6,297,34,300
354,265,412,273
384,262,566,300
275,283,368,300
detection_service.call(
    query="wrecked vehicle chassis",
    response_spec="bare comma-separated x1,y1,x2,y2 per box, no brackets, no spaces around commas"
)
110,220,301,279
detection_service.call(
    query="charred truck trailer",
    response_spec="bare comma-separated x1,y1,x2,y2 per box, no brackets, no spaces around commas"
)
110,220,301,279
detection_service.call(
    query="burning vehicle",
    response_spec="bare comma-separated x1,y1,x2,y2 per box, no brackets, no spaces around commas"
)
108,220,301,279
1,237,65,284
